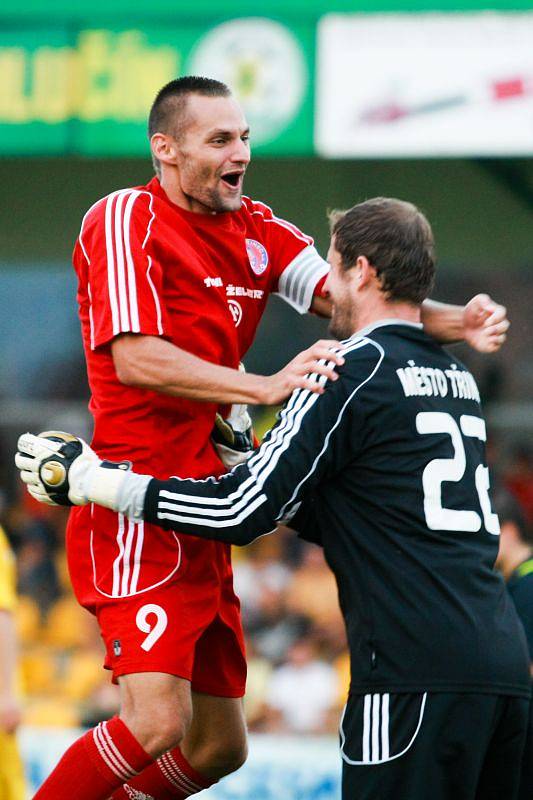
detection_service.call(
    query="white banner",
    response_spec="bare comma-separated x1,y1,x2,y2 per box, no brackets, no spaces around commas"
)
316,13,533,157
19,728,341,799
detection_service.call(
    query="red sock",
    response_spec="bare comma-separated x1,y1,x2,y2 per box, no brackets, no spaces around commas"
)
110,747,216,799
34,717,153,800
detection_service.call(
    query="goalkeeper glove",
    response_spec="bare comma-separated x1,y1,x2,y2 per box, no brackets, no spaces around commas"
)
211,403,255,469
211,362,256,469
15,431,131,510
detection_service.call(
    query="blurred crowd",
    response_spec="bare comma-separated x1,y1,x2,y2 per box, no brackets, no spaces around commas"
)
1,421,532,735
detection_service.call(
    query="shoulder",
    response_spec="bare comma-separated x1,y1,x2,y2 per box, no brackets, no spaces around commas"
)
338,335,386,380
240,196,313,246
78,186,156,253
313,336,385,409
80,186,154,232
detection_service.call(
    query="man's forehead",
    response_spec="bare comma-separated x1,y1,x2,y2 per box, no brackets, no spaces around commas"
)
185,94,248,133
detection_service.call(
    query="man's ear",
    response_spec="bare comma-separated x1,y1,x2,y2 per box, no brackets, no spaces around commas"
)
355,255,377,289
151,133,178,167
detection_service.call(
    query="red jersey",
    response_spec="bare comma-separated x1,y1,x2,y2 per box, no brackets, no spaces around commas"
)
73,177,329,481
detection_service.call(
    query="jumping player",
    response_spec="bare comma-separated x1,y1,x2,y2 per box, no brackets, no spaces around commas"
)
17,198,529,800
21,74,510,800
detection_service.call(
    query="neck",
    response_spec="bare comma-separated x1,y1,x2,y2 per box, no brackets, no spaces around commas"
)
353,297,421,334
500,544,533,581
158,172,214,215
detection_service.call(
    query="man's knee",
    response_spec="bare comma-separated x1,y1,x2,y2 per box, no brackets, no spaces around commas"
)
119,673,193,757
192,737,248,779
217,738,249,776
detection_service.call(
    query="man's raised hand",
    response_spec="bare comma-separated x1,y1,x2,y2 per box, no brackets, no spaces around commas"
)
262,339,345,405
463,294,509,353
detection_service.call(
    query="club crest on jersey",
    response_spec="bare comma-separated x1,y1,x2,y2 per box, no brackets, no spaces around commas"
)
246,239,269,276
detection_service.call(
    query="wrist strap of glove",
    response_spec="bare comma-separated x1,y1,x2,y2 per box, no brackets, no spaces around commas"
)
84,461,132,511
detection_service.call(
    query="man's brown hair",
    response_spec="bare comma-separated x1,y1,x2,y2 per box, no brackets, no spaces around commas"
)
148,76,232,176
329,197,435,304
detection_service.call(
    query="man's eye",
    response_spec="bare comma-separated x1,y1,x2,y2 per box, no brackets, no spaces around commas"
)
242,135,250,143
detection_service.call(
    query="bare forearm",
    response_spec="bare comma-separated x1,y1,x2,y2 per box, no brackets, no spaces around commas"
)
0,612,17,696
310,295,332,318
115,337,268,403
421,299,464,343
112,335,344,406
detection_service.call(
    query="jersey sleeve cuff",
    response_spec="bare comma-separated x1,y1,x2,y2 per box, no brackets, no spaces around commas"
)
276,245,330,314
91,324,168,351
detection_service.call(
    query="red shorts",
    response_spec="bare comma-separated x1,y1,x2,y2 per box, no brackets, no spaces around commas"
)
66,504,246,697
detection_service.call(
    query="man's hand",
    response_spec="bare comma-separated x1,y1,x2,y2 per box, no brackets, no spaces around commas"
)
262,340,345,405
0,693,22,734
15,431,129,509
463,294,509,353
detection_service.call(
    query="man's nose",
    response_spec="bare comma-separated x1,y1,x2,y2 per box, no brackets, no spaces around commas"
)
231,139,251,164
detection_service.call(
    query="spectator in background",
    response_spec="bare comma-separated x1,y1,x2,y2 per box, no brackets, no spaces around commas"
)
248,586,310,665
232,537,292,629
264,637,338,734
5,494,62,618
495,492,533,800
285,545,343,631
505,444,533,527
0,524,27,800
495,492,533,666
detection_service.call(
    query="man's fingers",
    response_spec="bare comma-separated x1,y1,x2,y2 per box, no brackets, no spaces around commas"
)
484,321,509,338
27,484,57,506
14,452,42,473
306,361,339,381
307,343,344,366
482,314,509,333
299,376,326,395
485,335,507,352
17,433,61,458
19,470,41,487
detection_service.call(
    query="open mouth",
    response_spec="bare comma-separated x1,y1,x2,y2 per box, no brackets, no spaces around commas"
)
221,172,243,189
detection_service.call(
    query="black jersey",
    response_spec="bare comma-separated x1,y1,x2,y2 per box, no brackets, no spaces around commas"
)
144,320,531,697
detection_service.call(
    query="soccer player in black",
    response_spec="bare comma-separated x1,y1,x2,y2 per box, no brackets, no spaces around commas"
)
17,198,531,800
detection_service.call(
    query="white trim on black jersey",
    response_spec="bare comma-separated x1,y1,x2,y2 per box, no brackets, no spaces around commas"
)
350,319,423,338
154,336,384,531
339,693,427,766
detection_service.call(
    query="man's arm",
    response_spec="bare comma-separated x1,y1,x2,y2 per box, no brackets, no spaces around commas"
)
421,295,509,351
17,341,378,541
0,610,21,734
310,293,509,352
111,334,344,405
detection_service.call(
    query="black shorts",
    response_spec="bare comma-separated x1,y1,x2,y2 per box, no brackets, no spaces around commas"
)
341,691,530,800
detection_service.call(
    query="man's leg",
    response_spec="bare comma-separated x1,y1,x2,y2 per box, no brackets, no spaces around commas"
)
474,696,529,800
33,673,191,800
182,693,248,778
341,693,505,800
111,694,247,799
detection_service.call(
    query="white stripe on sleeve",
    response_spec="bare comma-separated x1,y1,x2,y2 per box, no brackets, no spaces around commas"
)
155,337,384,534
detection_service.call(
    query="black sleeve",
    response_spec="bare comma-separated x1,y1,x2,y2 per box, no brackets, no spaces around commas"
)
143,342,382,545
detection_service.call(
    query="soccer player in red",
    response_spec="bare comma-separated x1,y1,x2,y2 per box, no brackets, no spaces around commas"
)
31,77,509,800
